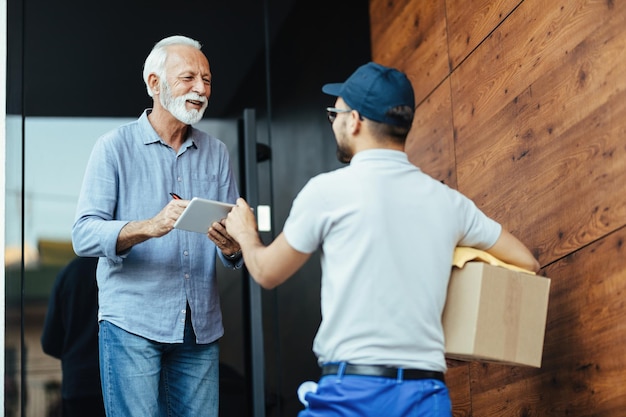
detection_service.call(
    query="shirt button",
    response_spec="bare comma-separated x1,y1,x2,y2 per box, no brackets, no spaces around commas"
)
184,273,190,279
181,309,186,314
183,250,189,256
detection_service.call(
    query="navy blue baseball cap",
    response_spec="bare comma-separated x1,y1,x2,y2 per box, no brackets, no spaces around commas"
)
322,62,415,127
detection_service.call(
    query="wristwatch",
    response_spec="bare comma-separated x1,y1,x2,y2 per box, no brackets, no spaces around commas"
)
226,251,241,260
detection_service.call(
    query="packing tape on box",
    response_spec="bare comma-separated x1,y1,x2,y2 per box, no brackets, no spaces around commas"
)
503,272,522,360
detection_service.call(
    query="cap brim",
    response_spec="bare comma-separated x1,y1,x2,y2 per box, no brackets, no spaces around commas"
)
322,83,343,96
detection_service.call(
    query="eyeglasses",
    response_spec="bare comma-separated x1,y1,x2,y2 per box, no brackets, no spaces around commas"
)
326,107,352,124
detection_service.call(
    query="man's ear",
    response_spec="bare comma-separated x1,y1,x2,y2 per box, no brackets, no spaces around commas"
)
348,110,362,135
148,73,160,95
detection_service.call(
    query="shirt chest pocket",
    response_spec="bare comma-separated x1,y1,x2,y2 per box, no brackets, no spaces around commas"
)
190,172,221,198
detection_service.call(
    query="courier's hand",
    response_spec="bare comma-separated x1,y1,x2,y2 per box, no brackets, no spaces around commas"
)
224,198,258,242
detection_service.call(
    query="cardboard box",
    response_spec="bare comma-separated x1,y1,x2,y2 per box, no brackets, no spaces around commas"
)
442,262,551,367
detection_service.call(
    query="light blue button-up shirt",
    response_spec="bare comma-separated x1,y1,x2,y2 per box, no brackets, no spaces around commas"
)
72,109,241,344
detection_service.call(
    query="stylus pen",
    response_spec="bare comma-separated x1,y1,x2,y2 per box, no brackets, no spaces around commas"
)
169,192,182,200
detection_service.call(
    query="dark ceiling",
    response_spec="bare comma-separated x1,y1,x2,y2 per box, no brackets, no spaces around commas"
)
7,0,372,119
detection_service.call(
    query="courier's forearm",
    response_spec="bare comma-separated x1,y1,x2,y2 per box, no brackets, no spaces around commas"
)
238,232,311,289
487,229,540,273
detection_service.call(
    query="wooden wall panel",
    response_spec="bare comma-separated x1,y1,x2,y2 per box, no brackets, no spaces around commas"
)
406,78,457,187
369,0,449,105
538,229,626,415
467,362,548,416
445,362,472,417
450,0,606,134
470,227,626,416
446,0,522,69
451,0,626,263
369,0,626,415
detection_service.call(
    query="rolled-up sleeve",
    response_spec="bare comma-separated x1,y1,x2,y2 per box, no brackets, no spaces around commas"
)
72,135,129,262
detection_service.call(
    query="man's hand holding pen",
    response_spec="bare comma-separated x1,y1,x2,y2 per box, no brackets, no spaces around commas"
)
154,198,188,235
115,196,188,253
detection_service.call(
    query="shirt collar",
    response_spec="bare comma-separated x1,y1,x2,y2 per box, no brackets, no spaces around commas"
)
350,149,409,165
138,109,197,150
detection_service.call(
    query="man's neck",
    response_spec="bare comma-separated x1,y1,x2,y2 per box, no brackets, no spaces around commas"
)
353,134,405,153
148,107,189,151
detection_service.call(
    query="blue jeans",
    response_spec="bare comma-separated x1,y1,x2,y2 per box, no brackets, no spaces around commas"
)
298,369,452,417
98,319,219,417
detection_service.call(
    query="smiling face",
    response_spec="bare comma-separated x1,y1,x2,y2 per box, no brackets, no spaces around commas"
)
159,45,212,125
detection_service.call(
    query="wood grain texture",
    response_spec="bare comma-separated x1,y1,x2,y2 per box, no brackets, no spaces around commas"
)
406,77,457,187
369,0,449,105
446,361,472,416
451,0,626,263
470,228,626,416
446,0,522,69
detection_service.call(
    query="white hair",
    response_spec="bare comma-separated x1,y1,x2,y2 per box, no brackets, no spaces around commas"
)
142,35,203,97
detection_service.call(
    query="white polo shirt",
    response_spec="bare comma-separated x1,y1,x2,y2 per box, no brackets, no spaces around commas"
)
283,149,501,372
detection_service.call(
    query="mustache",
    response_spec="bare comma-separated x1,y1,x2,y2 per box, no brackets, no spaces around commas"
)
183,93,207,103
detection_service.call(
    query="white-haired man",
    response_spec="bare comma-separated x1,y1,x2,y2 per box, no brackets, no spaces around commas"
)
72,35,242,417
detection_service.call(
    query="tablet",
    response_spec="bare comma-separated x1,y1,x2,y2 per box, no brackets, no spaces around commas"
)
173,197,235,233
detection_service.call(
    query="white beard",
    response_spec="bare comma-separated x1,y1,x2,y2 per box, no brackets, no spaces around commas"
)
160,80,208,125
